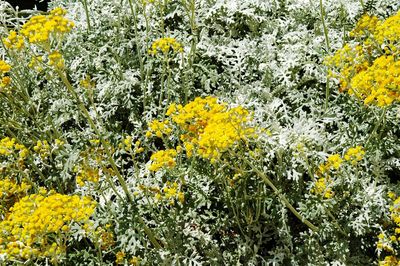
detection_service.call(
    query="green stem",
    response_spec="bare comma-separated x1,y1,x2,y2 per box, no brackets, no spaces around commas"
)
243,157,318,232
319,0,331,112
319,0,330,51
127,0,147,111
359,0,365,10
365,107,387,148
81,0,92,32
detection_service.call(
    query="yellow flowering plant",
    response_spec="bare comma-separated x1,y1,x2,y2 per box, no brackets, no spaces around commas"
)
325,12,400,107
0,189,96,263
0,0,400,264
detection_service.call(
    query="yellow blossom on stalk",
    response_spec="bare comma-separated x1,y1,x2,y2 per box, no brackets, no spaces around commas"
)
94,226,115,250
0,76,11,88
350,55,400,106
115,251,126,265
0,178,31,214
141,0,157,5
326,11,400,107
76,168,100,187
2,30,25,50
149,37,183,55
20,7,74,44
0,191,96,263
165,97,257,162
147,182,185,205
0,60,11,74
344,146,365,165
310,177,334,199
374,11,400,45
146,119,172,138
377,193,400,264
0,137,16,156
388,192,397,200
148,149,177,171
79,75,95,89
122,135,133,150
350,14,380,38
28,56,44,72
129,256,140,265
33,140,51,159
48,51,65,69
379,256,399,266
0,137,29,161
326,154,343,170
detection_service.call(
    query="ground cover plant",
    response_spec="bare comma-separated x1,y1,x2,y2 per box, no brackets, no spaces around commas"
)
0,0,400,265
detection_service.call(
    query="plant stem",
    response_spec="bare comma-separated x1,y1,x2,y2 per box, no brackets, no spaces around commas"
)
365,107,387,148
81,0,91,32
243,157,318,232
319,0,331,112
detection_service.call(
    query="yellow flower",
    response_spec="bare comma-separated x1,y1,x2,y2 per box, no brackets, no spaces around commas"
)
148,149,177,172
344,146,365,165
0,60,11,74
129,256,140,265
166,97,257,162
115,251,125,265
0,191,96,262
326,11,400,107
0,76,11,88
20,7,74,44
310,177,334,199
149,37,183,55
48,51,65,69
3,30,25,50
327,154,343,170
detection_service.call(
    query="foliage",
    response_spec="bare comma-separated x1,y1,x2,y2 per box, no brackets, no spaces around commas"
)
0,0,399,265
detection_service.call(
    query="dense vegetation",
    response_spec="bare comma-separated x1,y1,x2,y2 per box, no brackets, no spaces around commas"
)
0,0,400,265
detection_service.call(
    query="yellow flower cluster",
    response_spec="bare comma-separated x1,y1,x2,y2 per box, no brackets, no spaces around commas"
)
28,56,44,72
376,193,400,264
0,137,29,161
0,60,11,74
146,97,256,171
349,14,380,38
159,181,185,205
344,146,365,165
129,256,140,265
116,251,126,264
146,120,172,138
312,146,365,199
93,226,115,251
48,50,65,69
378,255,400,266
76,167,100,187
166,96,256,162
33,140,50,159
350,55,400,106
2,31,25,50
326,12,400,107
148,149,177,172
19,7,75,44
119,136,144,154
139,182,184,205
0,60,11,90
374,12,400,46
149,37,183,55
141,0,157,6
0,191,96,262
310,177,334,199
79,75,95,89
0,178,31,215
